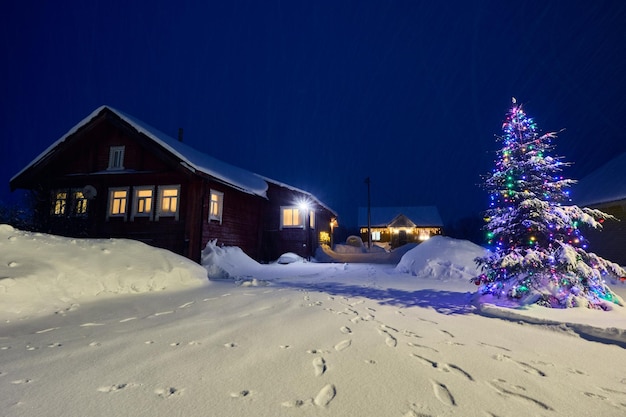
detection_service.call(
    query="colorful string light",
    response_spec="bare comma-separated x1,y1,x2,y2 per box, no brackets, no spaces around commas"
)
474,101,625,309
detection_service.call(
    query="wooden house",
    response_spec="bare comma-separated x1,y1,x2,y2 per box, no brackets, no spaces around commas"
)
9,106,337,263
358,206,443,248
574,153,626,266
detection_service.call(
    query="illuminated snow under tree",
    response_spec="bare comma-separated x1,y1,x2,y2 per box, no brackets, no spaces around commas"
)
473,99,625,309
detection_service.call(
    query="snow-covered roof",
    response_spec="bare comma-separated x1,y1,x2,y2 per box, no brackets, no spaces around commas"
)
573,152,626,206
258,174,337,216
357,206,443,227
12,105,271,197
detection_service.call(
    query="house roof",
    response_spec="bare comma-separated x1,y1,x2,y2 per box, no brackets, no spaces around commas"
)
357,206,443,228
573,152,626,206
11,105,336,215
10,105,269,197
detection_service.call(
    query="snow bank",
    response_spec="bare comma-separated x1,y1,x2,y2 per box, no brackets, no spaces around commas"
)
201,239,262,279
395,235,490,280
0,225,208,318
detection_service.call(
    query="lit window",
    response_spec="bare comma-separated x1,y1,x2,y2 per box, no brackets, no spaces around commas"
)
157,185,180,220
52,191,68,215
209,189,224,224
131,187,154,220
281,207,303,229
372,231,381,241
72,190,88,216
108,146,125,170
51,189,90,217
108,188,129,219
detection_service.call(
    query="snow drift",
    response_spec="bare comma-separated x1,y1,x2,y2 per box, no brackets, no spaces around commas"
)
395,236,489,280
0,225,208,318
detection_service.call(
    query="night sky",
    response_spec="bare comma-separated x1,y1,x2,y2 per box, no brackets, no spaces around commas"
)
2,1,626,233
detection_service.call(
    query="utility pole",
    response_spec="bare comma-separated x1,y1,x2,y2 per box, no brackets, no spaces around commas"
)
365,177,371,249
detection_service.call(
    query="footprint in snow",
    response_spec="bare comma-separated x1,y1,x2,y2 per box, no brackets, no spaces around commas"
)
334,339,351,351
339,326,352,334
11,379,32,385
411,354,474,381
493,354,547,377
155,387,182,398
119,317,137,323
431,380,456,406
314,384,336,407
280,384,336,408
230,390,250,398
407,342,438,353
178,301,194,308
97,383,139,393
35,327,59,334
487,380,553,411
377,328,397,347
151,311,174,317
313,357,326,376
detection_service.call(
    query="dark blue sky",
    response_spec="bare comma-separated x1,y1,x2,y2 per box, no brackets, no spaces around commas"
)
2,1,626,229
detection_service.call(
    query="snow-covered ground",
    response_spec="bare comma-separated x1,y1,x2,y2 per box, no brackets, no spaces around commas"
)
1,225,626,416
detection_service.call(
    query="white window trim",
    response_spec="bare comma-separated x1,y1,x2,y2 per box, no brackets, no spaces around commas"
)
280,206,304,230
131,186,155,221
156,185,181,221
107,187,129,221
208,189,224,224
107,146,125,171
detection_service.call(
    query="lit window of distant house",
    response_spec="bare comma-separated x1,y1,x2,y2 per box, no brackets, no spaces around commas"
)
51,191,68,215
107,146,125,170
108,187,129,219
72,190,88,216
209,189,224,224
157,185,180,220
131,187,154,220
371,231,381,241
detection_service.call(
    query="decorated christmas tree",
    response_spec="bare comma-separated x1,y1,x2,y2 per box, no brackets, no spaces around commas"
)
473,99,625,309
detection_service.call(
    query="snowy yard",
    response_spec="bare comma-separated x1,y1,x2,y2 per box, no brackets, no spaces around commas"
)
1,225,626,416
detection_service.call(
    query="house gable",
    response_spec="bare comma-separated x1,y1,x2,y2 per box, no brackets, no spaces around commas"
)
11,106,269,197
11,112,187,191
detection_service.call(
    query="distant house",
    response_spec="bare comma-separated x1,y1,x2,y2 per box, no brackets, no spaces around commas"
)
357,206,443,248
9,106,337,263
573,152,626,266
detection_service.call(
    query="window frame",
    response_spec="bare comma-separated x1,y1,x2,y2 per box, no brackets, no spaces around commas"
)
107,146,125,171
156,185,180,220
51,190,68,216
208,189,224,224
50,189,89,217
71,189,89,217
281,206,307,229
131,186,155,221
107,187,129,220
